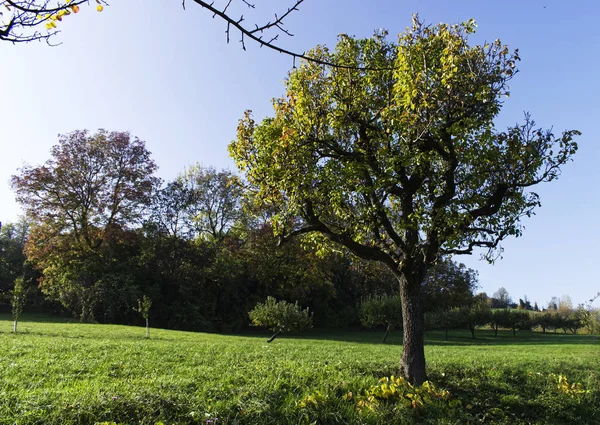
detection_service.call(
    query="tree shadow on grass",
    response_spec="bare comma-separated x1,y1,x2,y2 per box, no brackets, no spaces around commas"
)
284,329,599,347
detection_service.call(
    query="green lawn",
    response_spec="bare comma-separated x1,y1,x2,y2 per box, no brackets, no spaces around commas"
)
1,315,598,424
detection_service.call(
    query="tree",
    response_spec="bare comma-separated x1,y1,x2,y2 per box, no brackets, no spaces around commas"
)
490,309,511,336
492,287,511,309
0,219,29,297
580,292,600,334
533,311,553,333
180,166,244,241
134,295,152,338
459,301,491,338
493,309,532,337
421,259,478,312
148,167,244,241
425,308,463,340
11,276,27,332
359,294,402,343
230,18,579,384
0,0,106,43
11,129,158,320
248,296,312,342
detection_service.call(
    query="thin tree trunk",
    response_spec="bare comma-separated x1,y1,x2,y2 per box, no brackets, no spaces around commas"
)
13,320,18,333
382,323,391,343
399,275,426,386
470,326,475,339
267,331,280,343
145,318,149,339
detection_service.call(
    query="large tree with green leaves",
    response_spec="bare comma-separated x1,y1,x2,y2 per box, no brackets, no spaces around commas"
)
230,17,579,384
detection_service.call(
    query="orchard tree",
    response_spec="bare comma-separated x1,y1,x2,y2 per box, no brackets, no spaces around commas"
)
359,293,402,343
459,301,491,339
11,276,27,332
249,296,312,342
134,295,152,338
230,18,579,384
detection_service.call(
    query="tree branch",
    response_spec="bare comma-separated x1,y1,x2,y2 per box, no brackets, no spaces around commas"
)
189,0,394,70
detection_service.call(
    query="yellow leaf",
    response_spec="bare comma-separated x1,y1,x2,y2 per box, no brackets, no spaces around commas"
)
96,4,104,11
71,5,80,13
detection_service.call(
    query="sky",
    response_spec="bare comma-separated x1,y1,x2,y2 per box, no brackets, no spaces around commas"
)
1,0,599,307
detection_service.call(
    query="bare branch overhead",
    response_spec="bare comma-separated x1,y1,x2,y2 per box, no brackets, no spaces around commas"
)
187,0,394,70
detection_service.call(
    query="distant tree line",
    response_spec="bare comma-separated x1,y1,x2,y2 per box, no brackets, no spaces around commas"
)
360,285,597,339
1,130,597,335
0,130,464,331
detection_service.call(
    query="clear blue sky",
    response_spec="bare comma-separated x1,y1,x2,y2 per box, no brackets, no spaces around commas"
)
1,0,598,307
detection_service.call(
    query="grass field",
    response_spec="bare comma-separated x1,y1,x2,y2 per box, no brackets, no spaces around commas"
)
1,314,598,424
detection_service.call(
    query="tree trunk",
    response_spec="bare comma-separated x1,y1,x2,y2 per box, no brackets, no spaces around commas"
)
382,323,392,344
399,276,426,386
145,318,150,339
470,326,475,339
267,331,280,343
494,325,498,336
13,320,18,333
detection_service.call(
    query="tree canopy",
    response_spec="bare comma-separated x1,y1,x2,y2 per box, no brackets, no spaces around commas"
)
230,17,579,384
11,129,158,320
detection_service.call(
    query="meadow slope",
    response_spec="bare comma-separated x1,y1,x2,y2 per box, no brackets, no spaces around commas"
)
1,315,598,424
